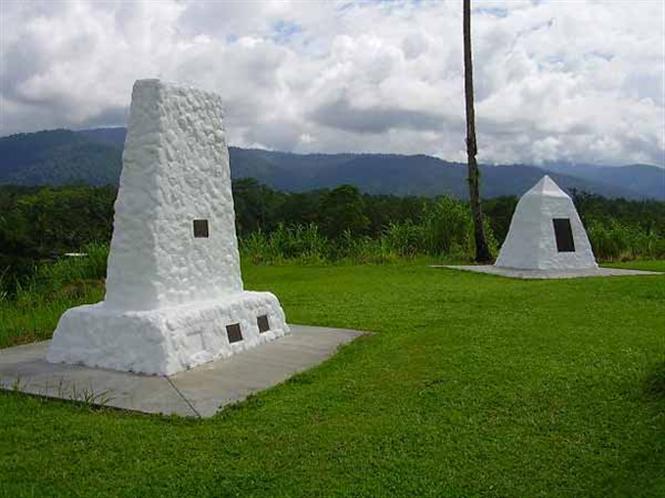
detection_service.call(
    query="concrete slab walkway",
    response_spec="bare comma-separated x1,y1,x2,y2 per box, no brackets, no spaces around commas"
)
0,325,365,418
433,264,661,280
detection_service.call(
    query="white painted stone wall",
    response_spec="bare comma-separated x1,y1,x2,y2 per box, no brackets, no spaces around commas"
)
51,292,287,375
47,79,289,375
105,79,242,310
495,175,598,270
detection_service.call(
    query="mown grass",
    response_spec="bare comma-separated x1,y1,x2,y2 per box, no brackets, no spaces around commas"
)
1,261,664,497
0,242,107,348
605,259,665,272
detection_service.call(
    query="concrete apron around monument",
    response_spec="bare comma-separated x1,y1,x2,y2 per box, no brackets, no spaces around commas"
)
432,265,661,280
0,325,365,418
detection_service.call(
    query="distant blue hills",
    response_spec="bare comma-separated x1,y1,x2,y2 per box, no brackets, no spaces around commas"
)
1,127,663,200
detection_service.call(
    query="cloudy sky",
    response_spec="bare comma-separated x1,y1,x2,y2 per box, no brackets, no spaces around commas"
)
1,0,664,166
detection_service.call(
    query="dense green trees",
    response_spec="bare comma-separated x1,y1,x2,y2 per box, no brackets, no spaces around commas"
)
319,185,370,238
0,182,663,293
0,186,115,258
0,186,115,289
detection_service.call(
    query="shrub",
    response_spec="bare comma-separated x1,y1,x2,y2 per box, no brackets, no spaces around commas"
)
383,221,426,257
422,197,473,256
236,197,500,264
587,218,665,261
240,224,328,264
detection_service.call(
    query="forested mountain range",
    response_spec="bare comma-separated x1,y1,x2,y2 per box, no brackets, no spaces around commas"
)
1,127,663,200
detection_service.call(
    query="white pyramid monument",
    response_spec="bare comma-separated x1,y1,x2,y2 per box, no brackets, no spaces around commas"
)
47,79,289,375
495,175,598,270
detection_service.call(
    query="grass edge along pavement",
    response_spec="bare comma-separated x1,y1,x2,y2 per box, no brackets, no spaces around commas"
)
0,260,664,497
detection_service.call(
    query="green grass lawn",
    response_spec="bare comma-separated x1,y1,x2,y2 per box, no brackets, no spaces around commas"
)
1,261,664,497
604,260,665,272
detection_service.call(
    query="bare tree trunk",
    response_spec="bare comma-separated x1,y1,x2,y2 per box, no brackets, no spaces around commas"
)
463,0,492,263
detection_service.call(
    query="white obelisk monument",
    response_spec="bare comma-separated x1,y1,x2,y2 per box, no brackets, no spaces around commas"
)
47,79,289,375
495,175,597,270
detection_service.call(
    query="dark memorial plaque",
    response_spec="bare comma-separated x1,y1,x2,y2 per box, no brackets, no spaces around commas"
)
553,218,575,252
193,219,209,238
226,323,243,343
257,315,270,333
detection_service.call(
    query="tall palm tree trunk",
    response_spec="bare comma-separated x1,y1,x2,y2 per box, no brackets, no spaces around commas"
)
463,0,492,263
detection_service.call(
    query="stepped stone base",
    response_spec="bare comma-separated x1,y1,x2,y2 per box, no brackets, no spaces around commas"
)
47,291,288,375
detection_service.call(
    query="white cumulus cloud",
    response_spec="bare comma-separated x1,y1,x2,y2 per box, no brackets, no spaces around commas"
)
0,0,663,166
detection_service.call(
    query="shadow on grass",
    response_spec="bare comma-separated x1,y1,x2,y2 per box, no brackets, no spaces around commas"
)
644,361,665,400
598,362,665,496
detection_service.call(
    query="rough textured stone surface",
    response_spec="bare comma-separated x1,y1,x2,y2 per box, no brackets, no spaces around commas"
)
106,79,241,309
47,79,289,375
48,292,287,375
495,175,597,270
